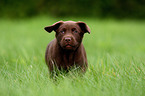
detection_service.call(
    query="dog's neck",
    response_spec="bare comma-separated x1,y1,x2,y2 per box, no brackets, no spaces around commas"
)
55,42,81,67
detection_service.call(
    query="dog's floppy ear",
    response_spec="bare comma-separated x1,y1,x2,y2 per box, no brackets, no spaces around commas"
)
76,21,90,34
44,21,63,33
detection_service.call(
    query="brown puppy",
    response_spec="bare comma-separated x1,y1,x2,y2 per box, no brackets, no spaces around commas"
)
44,21,90,77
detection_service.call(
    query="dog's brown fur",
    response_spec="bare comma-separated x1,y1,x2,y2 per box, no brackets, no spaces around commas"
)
44,21,90,77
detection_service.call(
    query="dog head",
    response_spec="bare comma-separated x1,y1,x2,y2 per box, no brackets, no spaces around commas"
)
44,21,90,50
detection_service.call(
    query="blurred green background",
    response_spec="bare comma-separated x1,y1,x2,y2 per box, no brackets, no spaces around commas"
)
0,0,145,96
0,0,145,19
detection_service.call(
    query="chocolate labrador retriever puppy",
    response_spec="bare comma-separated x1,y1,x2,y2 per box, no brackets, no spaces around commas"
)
44,21,90,77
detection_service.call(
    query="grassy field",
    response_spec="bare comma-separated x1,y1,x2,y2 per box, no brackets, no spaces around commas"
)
0,17,145,96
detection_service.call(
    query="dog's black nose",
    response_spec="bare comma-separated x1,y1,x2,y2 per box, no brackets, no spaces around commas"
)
64,37,71,42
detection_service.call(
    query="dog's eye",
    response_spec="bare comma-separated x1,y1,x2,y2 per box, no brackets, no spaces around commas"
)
60,31,65,34
73,30,78,33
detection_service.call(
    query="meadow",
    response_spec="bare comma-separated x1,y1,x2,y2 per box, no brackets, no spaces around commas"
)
0,17,145,96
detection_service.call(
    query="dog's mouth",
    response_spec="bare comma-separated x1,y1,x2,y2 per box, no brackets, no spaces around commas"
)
65,44,73,48
60,41,79,50
65,44,71,48
63,44,75,49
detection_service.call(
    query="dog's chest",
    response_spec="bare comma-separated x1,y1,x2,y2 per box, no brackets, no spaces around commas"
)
56,52,76,69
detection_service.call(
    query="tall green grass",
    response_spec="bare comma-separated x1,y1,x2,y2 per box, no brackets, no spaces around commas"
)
0,17,145,96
